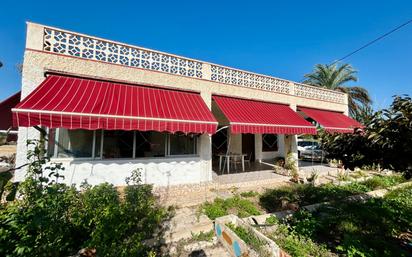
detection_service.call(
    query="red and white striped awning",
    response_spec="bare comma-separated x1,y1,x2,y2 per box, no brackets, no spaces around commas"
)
213,95,317,134
298,107,362,133
13,75,217,134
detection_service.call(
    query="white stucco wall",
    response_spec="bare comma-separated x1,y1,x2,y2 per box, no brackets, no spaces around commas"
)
54,157,209,187
254,134,285,161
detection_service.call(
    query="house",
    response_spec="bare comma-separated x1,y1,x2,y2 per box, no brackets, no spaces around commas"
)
12,22,361,187
0,91,21,142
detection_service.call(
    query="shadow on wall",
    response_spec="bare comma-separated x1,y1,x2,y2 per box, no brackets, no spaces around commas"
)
53,158,207,187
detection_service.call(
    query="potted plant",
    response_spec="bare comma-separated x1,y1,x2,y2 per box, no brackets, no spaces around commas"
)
306,170,319,185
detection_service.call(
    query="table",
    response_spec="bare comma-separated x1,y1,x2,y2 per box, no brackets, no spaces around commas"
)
218,153,246,174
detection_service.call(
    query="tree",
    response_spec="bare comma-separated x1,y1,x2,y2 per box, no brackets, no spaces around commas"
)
320,95,412,178
304,63,372,117
352,103,374,124
368,95,412,177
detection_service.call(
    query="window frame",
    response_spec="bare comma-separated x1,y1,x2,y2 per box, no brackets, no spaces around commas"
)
49,128,198,160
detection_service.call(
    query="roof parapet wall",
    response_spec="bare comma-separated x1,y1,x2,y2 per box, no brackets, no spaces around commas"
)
25,22,348,106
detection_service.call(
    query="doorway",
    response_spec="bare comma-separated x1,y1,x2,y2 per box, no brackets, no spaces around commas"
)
242,134,255,161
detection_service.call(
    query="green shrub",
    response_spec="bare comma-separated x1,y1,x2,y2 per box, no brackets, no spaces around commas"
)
226,223,270,256
200,196,261,220
266,222,332,257
286,210,317,237
321,95,412,177
265,215,278,225
363,175,406,190
259,175,406,212
0,140,169,257
284,186,412,256
240,190,259,198
201,198,228,220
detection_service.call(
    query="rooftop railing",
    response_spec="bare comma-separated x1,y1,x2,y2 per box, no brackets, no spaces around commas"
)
42,27,346,104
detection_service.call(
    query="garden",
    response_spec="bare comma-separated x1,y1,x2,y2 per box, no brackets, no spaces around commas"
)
202,175,412,256
0,140,172,257
263,185,412,257
202,95,412,256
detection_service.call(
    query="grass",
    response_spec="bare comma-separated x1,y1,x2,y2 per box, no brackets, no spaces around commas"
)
200,174,407,220
191,230,214,242
263,216,332,257
200,195,261,220
259,174,407,212
240,190,260,198
226,223,271,257
276,185,412,257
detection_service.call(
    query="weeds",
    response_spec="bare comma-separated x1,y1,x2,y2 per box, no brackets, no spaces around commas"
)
191,230,214,242
200,196,261,220
226,223,271,257
240,191,259,198
259,174,407,212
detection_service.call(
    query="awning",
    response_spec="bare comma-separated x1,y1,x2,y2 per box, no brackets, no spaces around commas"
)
212,95,317,134
0,91,20,131
13,75,217,134
298,107,362,133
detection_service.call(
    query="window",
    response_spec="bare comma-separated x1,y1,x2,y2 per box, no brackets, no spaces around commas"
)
135,131,166,158
57,129,94,158
48,129,198,159
102,130,134,159
47,128,56,157
262,134,278,152
169,133,197,155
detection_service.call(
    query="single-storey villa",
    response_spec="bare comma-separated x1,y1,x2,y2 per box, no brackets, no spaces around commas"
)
13,22,361,187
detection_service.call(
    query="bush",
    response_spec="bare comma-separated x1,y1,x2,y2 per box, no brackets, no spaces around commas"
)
363,175,406,190
286,210,317,237
200,195,261,220
265,218,332,257
240,191,259,198
259,175,406,212
283,186,412,256
0,140,169,257
226,223,270,256
321,95,412,177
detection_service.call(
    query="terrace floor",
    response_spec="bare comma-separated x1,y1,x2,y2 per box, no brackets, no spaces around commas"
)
212,159,338,185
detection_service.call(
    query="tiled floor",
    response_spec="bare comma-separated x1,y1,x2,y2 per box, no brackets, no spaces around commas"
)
212,159,338,184
213,169,286,184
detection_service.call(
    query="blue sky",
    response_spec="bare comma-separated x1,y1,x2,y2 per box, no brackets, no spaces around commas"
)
1,1,411,109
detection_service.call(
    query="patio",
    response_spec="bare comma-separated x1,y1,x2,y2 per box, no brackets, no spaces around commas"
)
212,159,338,184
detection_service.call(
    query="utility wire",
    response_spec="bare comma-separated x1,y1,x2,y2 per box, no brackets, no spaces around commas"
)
330,18,412,65
300,19,412,83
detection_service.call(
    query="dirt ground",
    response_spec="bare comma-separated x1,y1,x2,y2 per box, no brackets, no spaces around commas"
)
0,144,17,156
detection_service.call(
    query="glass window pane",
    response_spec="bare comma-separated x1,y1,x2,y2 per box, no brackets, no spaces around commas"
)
135,131,166,158
47,128,56,157
262,134,278,152
57,129,94,158
169,133,197,155
94,130,102,158
102,130,134,159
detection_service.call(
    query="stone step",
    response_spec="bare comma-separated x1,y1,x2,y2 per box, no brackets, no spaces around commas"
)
164,222,214,243
169,238,231,257
164,207,214,243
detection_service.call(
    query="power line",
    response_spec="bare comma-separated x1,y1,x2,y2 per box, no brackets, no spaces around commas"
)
331,18,412,65
300,19,412,83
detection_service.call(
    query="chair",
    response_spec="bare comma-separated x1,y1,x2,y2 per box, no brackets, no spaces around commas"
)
244,152,252,168
230,154,243,172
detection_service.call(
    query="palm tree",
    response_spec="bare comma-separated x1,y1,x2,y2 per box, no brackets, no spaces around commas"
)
303,63,372,117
